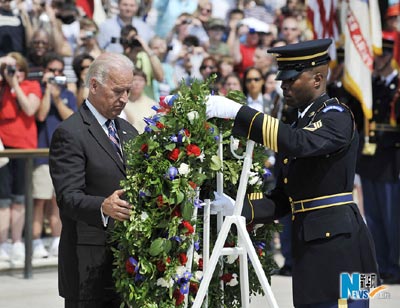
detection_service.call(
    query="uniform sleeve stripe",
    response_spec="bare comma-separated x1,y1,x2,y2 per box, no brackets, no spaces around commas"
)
262,115,279,152
272,117,279,152
262,114,267,147
247,111,262,139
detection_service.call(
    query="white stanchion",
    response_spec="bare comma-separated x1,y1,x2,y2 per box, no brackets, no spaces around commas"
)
192,140,279,308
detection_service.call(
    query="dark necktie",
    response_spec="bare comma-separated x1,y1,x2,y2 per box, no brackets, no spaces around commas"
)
106,119,123,161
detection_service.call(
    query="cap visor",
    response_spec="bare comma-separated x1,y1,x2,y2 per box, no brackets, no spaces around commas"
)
276,70,302,81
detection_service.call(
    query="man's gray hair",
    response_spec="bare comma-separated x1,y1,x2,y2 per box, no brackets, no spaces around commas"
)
85,53,134,85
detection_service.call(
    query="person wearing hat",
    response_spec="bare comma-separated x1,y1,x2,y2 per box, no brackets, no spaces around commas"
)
357,32,400,285
206,18,230,61
206,38,379,307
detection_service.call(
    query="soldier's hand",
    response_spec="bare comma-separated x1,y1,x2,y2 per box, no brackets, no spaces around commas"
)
212,191,235,216
205,95,241,119
102,189,132,221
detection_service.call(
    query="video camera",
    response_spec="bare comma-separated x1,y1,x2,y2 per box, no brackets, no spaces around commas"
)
48,76,67,86
6,65,16,76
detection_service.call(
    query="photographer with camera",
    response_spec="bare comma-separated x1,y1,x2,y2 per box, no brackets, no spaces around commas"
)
0,52,42,263
120,25,163,100
75,17,103,59
32,52,77,259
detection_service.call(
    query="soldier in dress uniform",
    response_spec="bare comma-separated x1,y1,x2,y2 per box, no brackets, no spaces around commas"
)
357,32,400,285
206,38,379,307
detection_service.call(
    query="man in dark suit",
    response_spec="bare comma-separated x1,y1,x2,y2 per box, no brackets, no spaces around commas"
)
207,39,378,307
49,52,138,308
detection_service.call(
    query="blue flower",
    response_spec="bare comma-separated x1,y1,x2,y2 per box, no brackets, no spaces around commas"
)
170,135,178,143
167,166,178,180
128,257,139,273
194,241,200,251
214,135,219,141
170,236,182,242
180,283,189,294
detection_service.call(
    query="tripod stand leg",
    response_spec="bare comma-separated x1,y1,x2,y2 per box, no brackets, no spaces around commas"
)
236,218,279,308
192,217,234,308
239,230,250,308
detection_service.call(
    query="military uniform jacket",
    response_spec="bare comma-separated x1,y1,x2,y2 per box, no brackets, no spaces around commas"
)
357,73,400,182
235,94,378,306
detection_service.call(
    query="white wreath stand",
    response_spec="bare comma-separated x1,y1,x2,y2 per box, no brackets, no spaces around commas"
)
192,140,279,308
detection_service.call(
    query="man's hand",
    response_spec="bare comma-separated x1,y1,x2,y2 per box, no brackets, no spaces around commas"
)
101,189,132,221
205,96,242,119
211,191,236,216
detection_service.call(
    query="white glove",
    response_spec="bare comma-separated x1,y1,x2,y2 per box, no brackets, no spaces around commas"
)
205,96,242,119
211,191,236,216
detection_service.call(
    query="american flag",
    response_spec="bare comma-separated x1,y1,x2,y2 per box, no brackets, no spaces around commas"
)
307,0,340,59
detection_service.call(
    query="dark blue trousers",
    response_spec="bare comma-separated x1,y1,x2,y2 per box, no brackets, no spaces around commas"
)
279,213,292,267
361,178,400,277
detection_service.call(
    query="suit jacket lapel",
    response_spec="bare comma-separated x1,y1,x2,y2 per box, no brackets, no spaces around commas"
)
80,105,126,175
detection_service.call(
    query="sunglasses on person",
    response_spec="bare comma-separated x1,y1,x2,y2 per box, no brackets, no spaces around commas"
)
245,77,262,83
200,65,215,70
33,40,49,46
48,68,63,73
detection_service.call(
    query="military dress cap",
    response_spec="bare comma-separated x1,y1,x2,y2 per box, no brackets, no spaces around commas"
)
267,38,332,80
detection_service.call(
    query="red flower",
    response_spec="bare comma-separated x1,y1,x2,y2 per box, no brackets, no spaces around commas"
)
125,259,135,275
157,195,164,208
156,122,165,129
156,260,166,272
173,289,185,306
198,258,203,270
171,207,182,217
179,253,188,265
181,220,194,235
168,148,180,161
190,282,199,294
186,144,201,157
189,181,197,189
158,96,172,114
220,273,234,283
140,144,148,153
257,248,263,257
246,223,254,232
184,129,190,137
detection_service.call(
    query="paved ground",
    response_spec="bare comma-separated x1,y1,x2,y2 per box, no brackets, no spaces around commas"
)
1,253,399,307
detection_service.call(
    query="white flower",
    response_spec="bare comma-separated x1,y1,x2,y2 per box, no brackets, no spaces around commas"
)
198,152,205,162
187,111,199,124
178,163,190,176
195,270,203,280
175,266,187,276
248,172,261,186
231,138,240,151
226,254,238,264
193,251,202,263
156,277,174,288
227,273,238,287
140,211,149,221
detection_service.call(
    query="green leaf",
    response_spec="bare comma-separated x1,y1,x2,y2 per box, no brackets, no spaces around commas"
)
148,238,164,256
210,155,222,171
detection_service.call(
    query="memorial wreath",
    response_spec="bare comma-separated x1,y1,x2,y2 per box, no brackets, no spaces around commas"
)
112,77,278,307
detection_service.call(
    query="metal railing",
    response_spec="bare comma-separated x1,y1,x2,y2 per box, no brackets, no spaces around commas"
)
0,148,49,279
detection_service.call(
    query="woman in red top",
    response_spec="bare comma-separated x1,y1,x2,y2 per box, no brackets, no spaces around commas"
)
0,52,42,263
